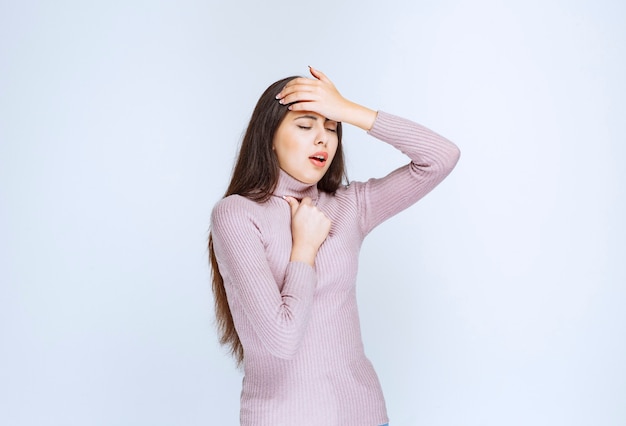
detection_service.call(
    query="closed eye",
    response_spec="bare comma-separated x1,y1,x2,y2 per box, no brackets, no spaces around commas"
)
297,125,312,130
325,127,337,133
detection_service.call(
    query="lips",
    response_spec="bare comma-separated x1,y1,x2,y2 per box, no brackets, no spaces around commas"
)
308,151,328,167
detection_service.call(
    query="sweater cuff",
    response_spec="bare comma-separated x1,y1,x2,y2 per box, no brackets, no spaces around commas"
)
367,110,398,140
281,261,316,298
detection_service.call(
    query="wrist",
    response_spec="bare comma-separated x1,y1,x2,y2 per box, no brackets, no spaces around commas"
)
290,243,318,266
342,101,377,131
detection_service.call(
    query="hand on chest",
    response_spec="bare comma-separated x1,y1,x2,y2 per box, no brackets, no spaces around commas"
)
263,202,362,292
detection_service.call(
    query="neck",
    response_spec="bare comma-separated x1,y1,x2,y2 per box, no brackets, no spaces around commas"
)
273,169,319,202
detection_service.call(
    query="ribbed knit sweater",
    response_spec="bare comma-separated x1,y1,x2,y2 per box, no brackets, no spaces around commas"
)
211,111,460,426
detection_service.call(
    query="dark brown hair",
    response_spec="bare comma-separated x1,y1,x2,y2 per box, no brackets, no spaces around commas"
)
209,76,346,365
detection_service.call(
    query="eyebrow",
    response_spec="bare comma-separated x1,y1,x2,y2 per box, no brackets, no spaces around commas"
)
294,115,337,124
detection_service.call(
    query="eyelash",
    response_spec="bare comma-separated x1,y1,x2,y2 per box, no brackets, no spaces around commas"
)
298,125,337,133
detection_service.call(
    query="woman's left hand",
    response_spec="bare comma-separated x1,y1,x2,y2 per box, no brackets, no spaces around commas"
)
276,67,377,131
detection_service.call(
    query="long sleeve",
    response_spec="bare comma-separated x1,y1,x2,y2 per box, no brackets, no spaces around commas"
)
210,110,459,425
356,111,461,235
211,196,316,359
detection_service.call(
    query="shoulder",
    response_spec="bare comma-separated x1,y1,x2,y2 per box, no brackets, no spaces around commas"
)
324,181,366,210
212,194,255,213
211,194,262,227
333,180,368,199
330,176,401,213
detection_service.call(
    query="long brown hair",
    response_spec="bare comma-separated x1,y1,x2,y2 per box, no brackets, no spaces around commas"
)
209,76,346,365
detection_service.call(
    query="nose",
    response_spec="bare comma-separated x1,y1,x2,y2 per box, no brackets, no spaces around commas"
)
315,128,327,146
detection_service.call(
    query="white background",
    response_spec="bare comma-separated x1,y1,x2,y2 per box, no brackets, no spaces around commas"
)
1,0,624,425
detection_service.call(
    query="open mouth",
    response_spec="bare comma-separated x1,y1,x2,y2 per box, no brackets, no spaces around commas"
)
309,152,328,167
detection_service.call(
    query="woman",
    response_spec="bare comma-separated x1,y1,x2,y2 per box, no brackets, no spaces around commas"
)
209,67,460,426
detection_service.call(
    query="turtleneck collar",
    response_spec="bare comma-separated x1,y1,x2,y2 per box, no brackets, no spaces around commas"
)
273,169,319,202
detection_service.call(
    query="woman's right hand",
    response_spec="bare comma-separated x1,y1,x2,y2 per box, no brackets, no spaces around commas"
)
284,196,331,266
276,66,377,131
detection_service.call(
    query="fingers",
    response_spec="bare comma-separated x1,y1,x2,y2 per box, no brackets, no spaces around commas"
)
276,83,335,114
277,81,321,106
283,196,300,217
275,66,347,122
284,196,332,255
308,65,330,82
275,67,335,104
284,196,316,213
299,196,313,204
278,92,319,108
278,78,319,95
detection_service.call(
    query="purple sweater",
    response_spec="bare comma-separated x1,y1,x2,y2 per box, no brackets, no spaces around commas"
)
211,111,460,425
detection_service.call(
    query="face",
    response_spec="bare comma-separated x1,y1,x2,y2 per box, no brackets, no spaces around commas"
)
272,111,339,185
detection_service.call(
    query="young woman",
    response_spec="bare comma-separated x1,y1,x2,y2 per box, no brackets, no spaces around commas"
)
209,67,460,426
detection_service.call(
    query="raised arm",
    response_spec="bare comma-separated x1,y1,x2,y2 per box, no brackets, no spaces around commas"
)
356,111,461,235
276,66,461,236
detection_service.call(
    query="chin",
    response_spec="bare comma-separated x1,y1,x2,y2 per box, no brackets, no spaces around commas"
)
299,177,319,185
287,167,327,185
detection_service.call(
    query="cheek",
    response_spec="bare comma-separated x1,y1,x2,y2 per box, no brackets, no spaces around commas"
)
328,139,340,164
272,132,299,166
275,148,294,171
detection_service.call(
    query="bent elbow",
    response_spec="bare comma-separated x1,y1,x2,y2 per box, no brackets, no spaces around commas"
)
432,142,461,176
451,143,461,162
412,143,460,178
445,144,461,172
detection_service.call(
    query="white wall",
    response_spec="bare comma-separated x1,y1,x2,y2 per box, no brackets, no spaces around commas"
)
1,0,624,425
